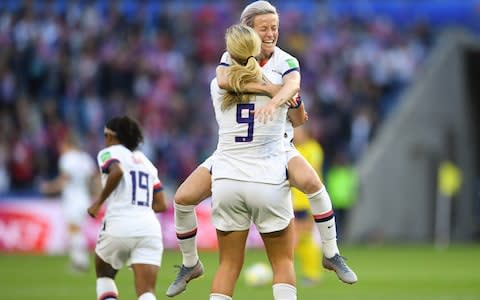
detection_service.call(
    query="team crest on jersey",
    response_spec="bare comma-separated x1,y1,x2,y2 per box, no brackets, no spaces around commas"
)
100,151,111,162
286,58,298,68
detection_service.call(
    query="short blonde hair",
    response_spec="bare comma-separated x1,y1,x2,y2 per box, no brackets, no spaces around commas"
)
222,24,262,111
240,1,278,28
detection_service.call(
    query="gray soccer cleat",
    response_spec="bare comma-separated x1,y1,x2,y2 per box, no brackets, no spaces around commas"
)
166,261,204,297
322,254,358,284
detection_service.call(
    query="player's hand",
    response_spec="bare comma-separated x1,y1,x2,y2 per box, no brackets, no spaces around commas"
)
254,101,277,123
287,96,298,107
87,202,101,218
287,93,301,108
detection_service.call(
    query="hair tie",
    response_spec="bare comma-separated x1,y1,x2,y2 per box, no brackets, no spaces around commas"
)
243,55,256,65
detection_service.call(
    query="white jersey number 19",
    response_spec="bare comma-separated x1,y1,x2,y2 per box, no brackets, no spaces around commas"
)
129,170,150,207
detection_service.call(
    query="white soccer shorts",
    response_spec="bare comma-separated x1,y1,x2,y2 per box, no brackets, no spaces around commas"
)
211,179,293,233
63,198,89,226
285,141,301,162
95,234,163,270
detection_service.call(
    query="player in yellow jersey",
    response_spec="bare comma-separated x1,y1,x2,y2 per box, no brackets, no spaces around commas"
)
291,125,323,285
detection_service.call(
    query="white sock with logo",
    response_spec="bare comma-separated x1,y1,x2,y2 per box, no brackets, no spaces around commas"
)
308,186,340,258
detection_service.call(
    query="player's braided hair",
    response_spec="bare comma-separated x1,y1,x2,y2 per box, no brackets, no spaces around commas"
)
105,115,143,151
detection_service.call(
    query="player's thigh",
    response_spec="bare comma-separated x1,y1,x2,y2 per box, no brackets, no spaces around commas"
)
95,252,118,278
216,229,249,270
211,179,250,232
131,263,159,296
247,181,293,234
294,212,315,233
260,221,295,269
287,155,322,194
175,164,212,206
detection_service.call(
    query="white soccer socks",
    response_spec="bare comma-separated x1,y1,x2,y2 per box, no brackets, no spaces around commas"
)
174,203,199,267
209,293,232,300
273,283,297,300
138,292,156,300
308,187,340,258
96,277,118,300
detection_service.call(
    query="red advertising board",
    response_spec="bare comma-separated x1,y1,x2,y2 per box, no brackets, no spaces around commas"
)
0,197,263,254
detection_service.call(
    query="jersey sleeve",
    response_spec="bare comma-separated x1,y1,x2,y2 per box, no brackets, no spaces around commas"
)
97,147,120,174
219,51,231,67
279,54,300,77
150,163,163,194
153,173,163,193
140,152,164,193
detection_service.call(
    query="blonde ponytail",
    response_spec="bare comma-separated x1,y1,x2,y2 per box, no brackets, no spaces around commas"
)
221,24,263,111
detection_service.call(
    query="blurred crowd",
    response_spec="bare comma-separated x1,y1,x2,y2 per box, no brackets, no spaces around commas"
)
0,0,458,195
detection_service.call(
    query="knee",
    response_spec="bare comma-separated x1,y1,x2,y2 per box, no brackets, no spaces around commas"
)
174,185,209,206
95,257,117,278
219,260,243,279
174,189,190,205
174,188,201,206
295,174,322,194
270,258,294,276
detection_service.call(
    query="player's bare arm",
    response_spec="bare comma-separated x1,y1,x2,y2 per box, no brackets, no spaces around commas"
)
40,173,69,195
255,70,300,123
152,191,168,213
88,162,123,218
216,65,282,96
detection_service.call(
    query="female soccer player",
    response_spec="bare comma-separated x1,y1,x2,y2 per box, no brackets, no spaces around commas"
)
40,132,97,272
209,23,295,300
167,2,357,297
88,116,167,300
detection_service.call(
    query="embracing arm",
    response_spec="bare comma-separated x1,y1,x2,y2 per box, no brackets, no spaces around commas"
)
255,70,301,123
271,71,301,108
87,162,123,218
216,65,281,96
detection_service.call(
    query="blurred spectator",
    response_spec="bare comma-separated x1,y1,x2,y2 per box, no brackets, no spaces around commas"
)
0,136,9,193
0,0,471,196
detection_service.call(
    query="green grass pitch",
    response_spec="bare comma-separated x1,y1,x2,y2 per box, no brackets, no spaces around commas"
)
1,245,479,300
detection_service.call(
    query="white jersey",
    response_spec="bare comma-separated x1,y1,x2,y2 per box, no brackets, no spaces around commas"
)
220,46,300,146
210,78,288,184
97,144,163,237
59,150,96,224
60,150,95,203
